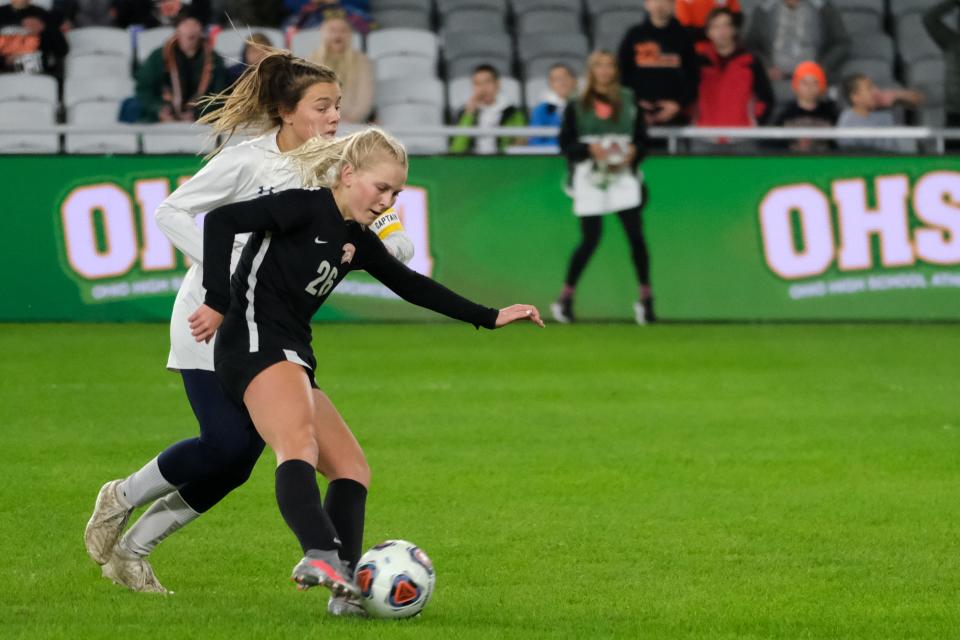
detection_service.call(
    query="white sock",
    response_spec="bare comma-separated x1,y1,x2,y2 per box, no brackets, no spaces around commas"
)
121,491,200,557
117,457,176,508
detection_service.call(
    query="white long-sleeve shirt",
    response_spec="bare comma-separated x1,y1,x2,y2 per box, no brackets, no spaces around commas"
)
157,131,301,371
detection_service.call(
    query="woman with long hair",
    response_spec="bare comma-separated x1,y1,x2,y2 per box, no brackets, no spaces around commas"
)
551,50,655,325
308,16,374,124
188,126,543,601
84,48,413,616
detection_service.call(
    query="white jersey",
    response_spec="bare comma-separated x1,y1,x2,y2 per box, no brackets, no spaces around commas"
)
157,130,301,371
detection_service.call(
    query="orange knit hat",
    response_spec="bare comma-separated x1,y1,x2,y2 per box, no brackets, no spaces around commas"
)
792,61,827,93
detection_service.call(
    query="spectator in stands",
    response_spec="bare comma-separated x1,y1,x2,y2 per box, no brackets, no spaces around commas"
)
775,60,838,152
113,0,211,28
308,16,372,123
553,50,653,325
285,0,372,34
450,64,526,155
693,7,773,151
0,0,68,77
923,0,960,130
617,0,699,126
225,32,273,86
675,0,741,43
134,11,228,122
743,0,849,85
836,73,923,153
528,63,578,147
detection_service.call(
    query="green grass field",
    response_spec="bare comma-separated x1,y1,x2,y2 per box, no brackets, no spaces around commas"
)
2,323,959,639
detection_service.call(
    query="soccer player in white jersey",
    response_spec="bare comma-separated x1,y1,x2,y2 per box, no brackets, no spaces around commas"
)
84,49,413,615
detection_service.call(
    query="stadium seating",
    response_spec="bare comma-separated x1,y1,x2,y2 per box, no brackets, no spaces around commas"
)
142,124,213,154
135,27,175,64
584,0,642,17
378,77,446,110
368,28,439,80
441,8,507,35
443,31,513,78
524,76,549,111
374,8,433,30
839,9,883,36
290,28,364,59
63,76,134,110
0,74,57,105
896,13,942,65
378,103,446,153
65,27,131,59
592,9,646,51
518,32,588,78
890,0,942,17
65,54,131,80
0,101,58,153
65,102,138,154
515,9,582,35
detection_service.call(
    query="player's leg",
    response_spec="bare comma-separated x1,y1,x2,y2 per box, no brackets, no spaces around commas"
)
309,389,370,616
243,361,357,596
310,389,369,572
616,201,654,323
552,215,603,323
85,370,262,566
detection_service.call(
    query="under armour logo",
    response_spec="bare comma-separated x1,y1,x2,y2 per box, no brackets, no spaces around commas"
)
257,186,275,195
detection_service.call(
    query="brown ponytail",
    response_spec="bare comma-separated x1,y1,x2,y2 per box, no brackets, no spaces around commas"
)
196,44,338,157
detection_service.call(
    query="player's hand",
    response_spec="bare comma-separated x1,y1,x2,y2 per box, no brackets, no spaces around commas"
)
188,304,223,343
495,304,544,328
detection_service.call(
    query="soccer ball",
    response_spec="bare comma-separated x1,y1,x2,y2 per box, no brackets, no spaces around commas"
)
355,540,435,619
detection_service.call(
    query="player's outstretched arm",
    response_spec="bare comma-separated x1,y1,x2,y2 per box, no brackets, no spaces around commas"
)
495,304,545,328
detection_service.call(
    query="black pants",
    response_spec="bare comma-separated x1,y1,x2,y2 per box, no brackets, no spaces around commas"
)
564,202,651,289
156,370,265,513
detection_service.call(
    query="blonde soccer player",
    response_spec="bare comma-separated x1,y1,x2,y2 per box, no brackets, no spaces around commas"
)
84,49,413,616
188,127,543,600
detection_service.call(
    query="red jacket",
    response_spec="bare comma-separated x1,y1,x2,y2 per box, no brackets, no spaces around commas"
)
695,44,773,127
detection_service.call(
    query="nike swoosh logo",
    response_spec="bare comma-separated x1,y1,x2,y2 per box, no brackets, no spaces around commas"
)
314,238,327,244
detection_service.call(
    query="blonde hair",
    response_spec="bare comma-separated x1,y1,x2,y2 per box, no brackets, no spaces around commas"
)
580,50,622,118
288,126,408,188
196,45,338,157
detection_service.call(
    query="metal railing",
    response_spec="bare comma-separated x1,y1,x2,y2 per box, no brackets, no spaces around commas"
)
3,124,960,154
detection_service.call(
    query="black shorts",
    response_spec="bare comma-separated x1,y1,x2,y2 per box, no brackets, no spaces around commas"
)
215,347,318,407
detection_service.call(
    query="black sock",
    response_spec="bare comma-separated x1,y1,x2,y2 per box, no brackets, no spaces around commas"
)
275,460,340,554
324,479,368,573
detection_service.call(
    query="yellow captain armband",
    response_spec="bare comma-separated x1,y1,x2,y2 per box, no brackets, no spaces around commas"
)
369,209,405,241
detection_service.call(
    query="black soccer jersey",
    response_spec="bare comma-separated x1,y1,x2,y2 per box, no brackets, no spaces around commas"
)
201,188,499,358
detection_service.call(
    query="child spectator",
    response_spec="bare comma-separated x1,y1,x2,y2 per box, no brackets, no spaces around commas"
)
449,64,526,155
743,0,849,86
134,11,228,122
0,0,68,76
675,0,741,42
694,6,773,148
528,63,578,147
225,32,273,86
775,60,838,152
308,16,373,123
836,73,923,153
617,0,700,126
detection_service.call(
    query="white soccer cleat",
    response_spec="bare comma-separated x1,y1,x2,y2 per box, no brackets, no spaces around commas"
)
327,593,368,618
633,302,648,326
84,479,133,565
101,545,170,594
291,549,359,597
550,299,574,324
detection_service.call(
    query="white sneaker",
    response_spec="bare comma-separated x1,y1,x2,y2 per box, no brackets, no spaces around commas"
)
327,594,368,617
550,299,574,324
101,544,170,594
633,302,647,326
84,479,133,565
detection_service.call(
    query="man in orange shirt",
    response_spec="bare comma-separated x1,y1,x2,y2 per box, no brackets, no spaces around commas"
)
676,0,742,41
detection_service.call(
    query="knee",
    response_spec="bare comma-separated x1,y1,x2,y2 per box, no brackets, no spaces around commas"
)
200,431,263,469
